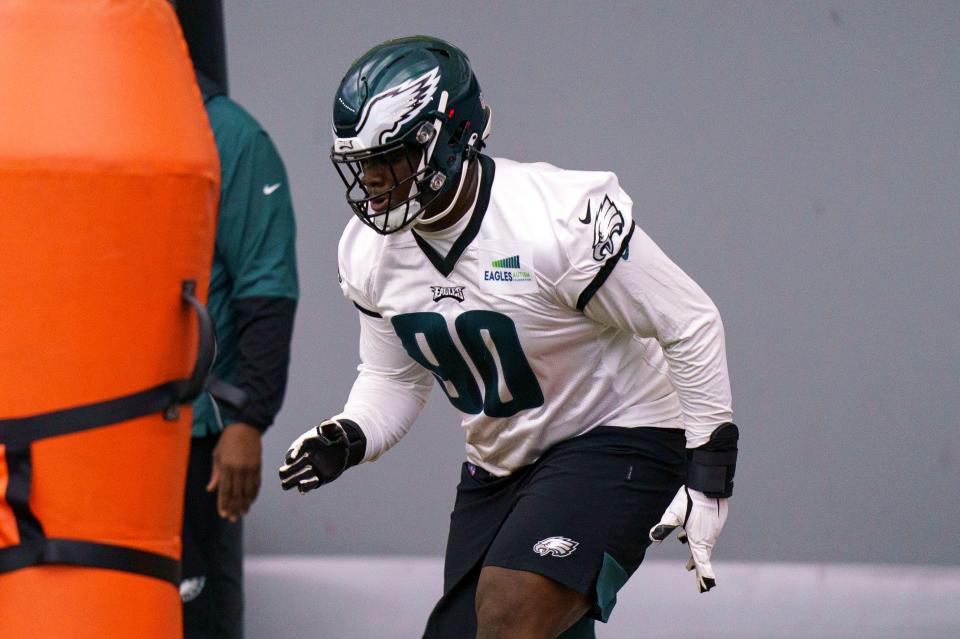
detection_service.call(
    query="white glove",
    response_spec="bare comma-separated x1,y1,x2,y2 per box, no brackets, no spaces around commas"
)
649,485,728,593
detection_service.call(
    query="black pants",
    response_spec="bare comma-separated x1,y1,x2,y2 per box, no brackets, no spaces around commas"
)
423,426,686,639
182,434,244,639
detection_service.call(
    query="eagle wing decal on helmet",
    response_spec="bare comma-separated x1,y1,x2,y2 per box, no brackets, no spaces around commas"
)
356,66,442,146
591,195,626,261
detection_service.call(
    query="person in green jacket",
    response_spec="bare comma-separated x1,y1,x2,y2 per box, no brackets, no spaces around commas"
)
180,72,299,639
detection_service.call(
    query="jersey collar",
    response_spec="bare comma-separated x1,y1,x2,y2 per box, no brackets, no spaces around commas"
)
412,154,495,277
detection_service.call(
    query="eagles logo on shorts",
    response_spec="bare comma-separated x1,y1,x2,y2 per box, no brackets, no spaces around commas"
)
533,536,579,558
179,576,207,603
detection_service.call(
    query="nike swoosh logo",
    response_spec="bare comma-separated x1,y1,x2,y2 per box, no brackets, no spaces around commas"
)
579,201,592,224
263,183,281,195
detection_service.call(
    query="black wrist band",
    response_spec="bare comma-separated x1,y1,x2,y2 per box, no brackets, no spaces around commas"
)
336,419,367,468
686,422,739,498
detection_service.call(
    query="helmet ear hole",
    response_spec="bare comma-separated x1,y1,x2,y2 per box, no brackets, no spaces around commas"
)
448,120,469,148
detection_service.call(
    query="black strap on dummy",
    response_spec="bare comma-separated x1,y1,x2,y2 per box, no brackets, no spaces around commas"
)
0,280,245,586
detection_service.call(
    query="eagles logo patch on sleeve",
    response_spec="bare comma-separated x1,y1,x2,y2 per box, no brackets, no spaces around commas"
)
580,195,627,262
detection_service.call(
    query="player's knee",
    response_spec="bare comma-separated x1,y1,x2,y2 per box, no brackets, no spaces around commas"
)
475,589,529,638
475,567,584,639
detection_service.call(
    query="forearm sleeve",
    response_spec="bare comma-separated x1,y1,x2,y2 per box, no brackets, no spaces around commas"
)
232,296,297,431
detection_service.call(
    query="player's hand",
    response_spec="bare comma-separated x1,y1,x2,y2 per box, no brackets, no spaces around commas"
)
649,486,728,593
278,420,352,494
206,422,262,523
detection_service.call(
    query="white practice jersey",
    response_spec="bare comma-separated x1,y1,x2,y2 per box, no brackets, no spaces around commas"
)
334,156,732,476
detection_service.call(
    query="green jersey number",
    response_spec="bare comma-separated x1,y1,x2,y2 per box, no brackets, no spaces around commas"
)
391,310,544,417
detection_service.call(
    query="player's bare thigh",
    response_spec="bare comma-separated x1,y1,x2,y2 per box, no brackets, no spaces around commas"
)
475,565,591,639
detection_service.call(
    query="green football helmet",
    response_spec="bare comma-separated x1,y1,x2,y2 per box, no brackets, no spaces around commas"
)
330,36,492,234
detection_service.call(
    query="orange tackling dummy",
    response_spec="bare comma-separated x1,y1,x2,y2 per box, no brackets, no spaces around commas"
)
0,1,219,637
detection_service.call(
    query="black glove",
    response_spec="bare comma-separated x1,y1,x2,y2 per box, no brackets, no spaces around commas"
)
278,419,365,493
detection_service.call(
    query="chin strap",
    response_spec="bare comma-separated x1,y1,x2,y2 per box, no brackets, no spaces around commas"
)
416,157,475,227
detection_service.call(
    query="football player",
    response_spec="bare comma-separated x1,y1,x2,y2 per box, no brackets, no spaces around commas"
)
280,36,738,639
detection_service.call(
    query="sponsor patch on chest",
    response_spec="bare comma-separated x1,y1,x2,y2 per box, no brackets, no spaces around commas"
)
477,241,538,294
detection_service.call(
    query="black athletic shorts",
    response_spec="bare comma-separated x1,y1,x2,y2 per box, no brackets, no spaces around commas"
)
423,425,686,639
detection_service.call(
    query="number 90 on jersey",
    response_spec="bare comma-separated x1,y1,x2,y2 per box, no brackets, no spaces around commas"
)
391,310,544,418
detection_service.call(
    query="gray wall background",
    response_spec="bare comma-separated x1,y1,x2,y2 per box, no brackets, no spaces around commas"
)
223,1,959,565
